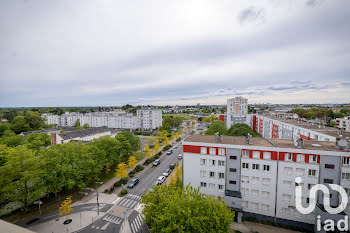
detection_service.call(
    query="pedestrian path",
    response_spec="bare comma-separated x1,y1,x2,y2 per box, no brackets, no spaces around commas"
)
130,214,144,233
102,213,123,225
115,194,142,209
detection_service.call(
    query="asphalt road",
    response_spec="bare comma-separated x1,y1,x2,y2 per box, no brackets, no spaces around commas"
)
127,142,183,196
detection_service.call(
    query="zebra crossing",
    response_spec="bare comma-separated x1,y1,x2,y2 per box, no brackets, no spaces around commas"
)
130,214,144,233
102,213,123,224
115,194,142,209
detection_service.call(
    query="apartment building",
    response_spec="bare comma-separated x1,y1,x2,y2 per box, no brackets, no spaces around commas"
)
336,116,350,133
182,134,350,231
226,97,248,128
251,115,350,142
42,108,162,130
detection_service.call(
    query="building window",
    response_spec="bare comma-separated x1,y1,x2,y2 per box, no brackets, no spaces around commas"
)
230,156,237,160
306,198,310,204
200,182,207,188
252,177,259,185
252,164,260,170
252,151,260,159
283,194,292,202
209,183,216,190
201,147,207,154
285,153,293,161
242,163,249,169
218,160,225,166
284,167,293,175
308,169,316,177
296,168,305,176
200,170,207,178
242,176,249,183
219,172,225,179
344,157,350,166
209,148,216,155
209,160,216,166
325,164,335,169
308,184,315,190
262,178,270,186
251,190,259,197
263,165,270,171
261,204,269,212
283,180,292,188
218,148,225,156
242,201,248,208
263,152,271,160
209,171,215,178
229,168,237,172
218,184,224,190
200,159,206,166
342,173,350,180
242,150,250,157
296,154,305,162
324,179,333,184
250,202,259,210
262,191,270,199
282,208,290,215
229,180,236,184
310,155,317,163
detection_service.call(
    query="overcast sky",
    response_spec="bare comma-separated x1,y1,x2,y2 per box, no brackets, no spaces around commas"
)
1,0,349,107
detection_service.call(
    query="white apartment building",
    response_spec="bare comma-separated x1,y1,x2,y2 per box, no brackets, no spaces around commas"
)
226,97,248,128
183,134,350,231
137,109,162,130
336,116,350,133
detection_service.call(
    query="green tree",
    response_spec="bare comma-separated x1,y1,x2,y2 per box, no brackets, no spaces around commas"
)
227,123,260,137
115,131,141,153
26,133,51,152
205,120,227,135
25,111,44,130
202,115,217,123
75,120,83,130
0,123,10,137
0,134,26,147
334,112,345,118
0,146,45,211
82,123,90,129
141,184,235,233
89,136,122,165
340,109,349,115
11,116,31,134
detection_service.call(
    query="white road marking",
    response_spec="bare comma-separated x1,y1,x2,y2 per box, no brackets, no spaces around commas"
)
100,222,110,231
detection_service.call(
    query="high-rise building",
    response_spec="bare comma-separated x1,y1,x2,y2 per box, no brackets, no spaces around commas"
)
226,96,248,128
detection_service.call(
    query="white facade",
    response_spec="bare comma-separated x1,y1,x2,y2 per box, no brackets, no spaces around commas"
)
227,96,248,128
137,109,162,130
336,116,350,132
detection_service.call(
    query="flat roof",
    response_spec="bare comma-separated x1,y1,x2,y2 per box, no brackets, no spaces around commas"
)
260,115,350,138
184,135,347,152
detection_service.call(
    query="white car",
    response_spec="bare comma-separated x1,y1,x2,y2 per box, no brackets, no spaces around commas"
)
157,176,166,185
178,154,182,160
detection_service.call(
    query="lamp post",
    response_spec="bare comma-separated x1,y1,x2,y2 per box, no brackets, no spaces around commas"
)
95,182,103,215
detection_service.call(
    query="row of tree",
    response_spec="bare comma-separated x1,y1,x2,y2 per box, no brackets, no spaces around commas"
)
0,131,141,212
289,108,349,120
0,111,47,135
205,121,260,137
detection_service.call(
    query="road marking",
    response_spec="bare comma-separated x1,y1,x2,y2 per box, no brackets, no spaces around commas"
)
100,222,110,231
131,221,136,233
128,200,137,208
103,214,123,224
117,198,127,206
123,199,132,207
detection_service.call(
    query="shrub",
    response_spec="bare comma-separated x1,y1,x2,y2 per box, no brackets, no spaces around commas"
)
144,158,155,165
135,165,144,172
129,173,134,177
114,177,129,187
118,189,128,197
129,170,136,175
176,137,182,142
154,154,160,159
163,145,171,151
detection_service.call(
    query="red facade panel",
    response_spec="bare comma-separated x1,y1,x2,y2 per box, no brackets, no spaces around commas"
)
183,145,201,154
272,124,279,139
219,115,225,122
252,115,257,132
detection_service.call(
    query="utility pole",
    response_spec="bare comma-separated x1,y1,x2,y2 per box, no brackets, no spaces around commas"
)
95,182,103,215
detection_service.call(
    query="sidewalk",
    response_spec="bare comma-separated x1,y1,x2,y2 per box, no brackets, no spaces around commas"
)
231,222,303,233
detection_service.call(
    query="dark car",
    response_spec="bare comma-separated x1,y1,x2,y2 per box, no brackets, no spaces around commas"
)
127,178,139,188
153,159,160,166
169,163,176,169
163,168,171,177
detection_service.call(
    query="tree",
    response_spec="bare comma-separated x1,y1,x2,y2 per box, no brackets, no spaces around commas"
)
0,146,45,211
202,115,217,123
89,136,122,165
11,116,31,134
144,144,153,158
127,156,137,169
59,196,73,219
26,133,51,152
340,109,349,115
25,111,44,130
141,185,235,233
115,162,128,179
205,120,227,135
0,134,26,147
82,123,90,129
75,120,83,130
115,131,141,153
0,123,10,137
227,123,260,137
153,139,160,153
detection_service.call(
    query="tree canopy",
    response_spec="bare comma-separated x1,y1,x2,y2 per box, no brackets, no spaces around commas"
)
141,184,235,233
227,123,260,137
205,120,227,135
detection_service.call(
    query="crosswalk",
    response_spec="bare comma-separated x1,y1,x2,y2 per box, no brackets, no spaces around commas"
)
115,194,142,209
102,213,123,224
130,214,144,233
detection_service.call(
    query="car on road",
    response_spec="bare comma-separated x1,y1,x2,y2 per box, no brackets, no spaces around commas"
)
163,168,171,177
169,162,176,169
157,176,166,185
178,154,182,160
174,145,178,149
166,149,173,155
127,178,139,188
153,159,160,166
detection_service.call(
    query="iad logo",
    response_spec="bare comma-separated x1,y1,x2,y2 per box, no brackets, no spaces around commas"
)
295,177,349,231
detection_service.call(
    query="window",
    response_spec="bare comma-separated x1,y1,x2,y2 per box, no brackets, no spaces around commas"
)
252,151,260,159
250,202,259,210
252,177,259,185
344,188,350,196
201,147,207,154
200,170,207,177
229,168,237,172
261,204,269,212
218,184,224,190
306,198,310,204
229,180,236,184
219,172,225,179
200,182,207,188
262,178,270,186
263,152,271,160
282,208,291,215
242,163,249,169
283,180,292,188
218,160,225,166
252,164,260,170
230,156,237,160
284,167,293,175
310,155,317,163
262,191,270,199
209,183,216,190
324,179,333,184
251,190,259,197
242,150,250,157
296,154,305,162
342,173,350,180
325,164,335,169
218,148,225,156
241,188,249,195
209,160,216,166
209,171,215,178
242,176,249,183
209,148,216,155
296,168,305,176
285,153,293,161
308,169,316,177
283,194,292,202
263,165,270,171
200,159,206,165
344,157,350,166
242,201,248,208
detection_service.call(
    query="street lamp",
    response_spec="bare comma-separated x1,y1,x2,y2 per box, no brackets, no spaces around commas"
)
95,181,103,215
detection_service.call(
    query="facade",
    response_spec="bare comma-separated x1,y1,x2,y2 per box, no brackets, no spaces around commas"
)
183,134,350,231
336,116,350,133
42,109,162,130
226,97,248,128
251,115,350,142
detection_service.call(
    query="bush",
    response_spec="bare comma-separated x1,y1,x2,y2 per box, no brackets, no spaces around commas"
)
176,137,182,142
118,189,128,197
114,177,129,187
154,154,160,159
129,173,134,177
163,145,171,151
144,158,155,165
135,165,144,172
129,170,136,175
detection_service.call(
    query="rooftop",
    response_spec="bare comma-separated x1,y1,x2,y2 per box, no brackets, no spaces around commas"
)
184,135,348,152
58,127,118,140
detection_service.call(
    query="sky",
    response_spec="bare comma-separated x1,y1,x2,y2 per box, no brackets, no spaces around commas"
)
1,0,350,107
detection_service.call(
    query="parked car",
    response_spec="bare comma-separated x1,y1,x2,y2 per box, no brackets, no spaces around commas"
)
153,159,160,166
127,178,139,188
163,168,171,177
157,176,166,185
166,149,173,155
169,162,176,169
178,154,182,160
174,145,178,149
